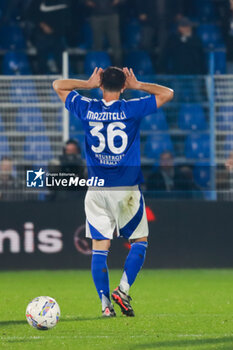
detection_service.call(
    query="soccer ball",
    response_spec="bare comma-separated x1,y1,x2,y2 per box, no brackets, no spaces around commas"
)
26,296,60,330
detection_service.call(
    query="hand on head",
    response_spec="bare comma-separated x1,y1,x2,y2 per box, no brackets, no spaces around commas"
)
88,67,139,89
88,67,139,91
88,67,104,89
123,67,140,90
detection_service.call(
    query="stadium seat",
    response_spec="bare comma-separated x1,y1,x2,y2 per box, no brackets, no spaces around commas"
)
124,51,154,75
195,0,217,21
0,23,26,50
141,109,168,131
216,106,233,130
206,50,226,75
16,107,45,133
197,24,224,49
0,135,10,159
123,19,142,50
50,89,61,103
129,90,148,99
224,134,233,157
173,79,205,104
56,108,63,132
24,135,53,162
185,134,210,159
84,52,111,75
0,113,4,132
10,80,38,103
213,51,226,74
79,20,93,49
178,103,207,131
193,162,211,189
3,51,31,75
144,134,173,159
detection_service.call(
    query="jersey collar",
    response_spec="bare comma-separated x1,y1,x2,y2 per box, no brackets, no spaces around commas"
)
102,99,118,106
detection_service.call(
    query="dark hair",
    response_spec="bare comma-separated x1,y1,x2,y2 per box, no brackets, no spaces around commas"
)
101,67,126,92
64,139,81,154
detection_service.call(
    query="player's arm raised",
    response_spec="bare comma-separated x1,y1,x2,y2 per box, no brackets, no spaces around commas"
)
53,67,103,103
123,68,174,108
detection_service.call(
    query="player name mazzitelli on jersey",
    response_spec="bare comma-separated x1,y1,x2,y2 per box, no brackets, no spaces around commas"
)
46,176,105,187
86,111,127,121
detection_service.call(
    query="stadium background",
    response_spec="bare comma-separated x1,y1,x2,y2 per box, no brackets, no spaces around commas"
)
0,0,233,269
1,2,233,350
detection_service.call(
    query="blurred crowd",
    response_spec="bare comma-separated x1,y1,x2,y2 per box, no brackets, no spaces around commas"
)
0,0,233,74
1,0,233,202
0,139,232,201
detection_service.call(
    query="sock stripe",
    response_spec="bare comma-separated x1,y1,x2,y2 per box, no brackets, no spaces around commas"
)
92,250,109,256
92,252,108,256
131,242,148,248
92,250,109,253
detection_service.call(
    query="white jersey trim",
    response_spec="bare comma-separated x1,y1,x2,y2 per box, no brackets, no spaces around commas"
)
102,99,118,106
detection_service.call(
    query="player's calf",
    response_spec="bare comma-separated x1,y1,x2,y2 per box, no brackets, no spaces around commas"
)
119,240,148,295
112,239,148,316
93,238,148,317
91,247,112,315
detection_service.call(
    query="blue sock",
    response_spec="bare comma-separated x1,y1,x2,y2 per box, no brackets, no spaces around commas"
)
91,250,110,309
119,242,148,294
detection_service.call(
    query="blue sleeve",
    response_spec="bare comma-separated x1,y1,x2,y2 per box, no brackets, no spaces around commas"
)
65,90,91,119
124,95,157,119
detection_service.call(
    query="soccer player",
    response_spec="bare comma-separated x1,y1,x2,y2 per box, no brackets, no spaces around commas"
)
53,67,174,317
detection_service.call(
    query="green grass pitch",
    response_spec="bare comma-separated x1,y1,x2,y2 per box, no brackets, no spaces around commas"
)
0,270,232,350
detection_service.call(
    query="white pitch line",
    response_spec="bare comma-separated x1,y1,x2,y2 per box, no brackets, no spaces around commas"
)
1,334,232,341
0,335,137,341
150,313,231,317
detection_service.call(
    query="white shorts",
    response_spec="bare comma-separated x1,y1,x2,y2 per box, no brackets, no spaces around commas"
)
85,185,149,240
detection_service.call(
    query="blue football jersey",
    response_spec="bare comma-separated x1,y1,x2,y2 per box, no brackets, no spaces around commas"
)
65,91,157,186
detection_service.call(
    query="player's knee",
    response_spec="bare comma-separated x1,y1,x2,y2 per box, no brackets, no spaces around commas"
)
92,239,111,251
130,237,148,244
